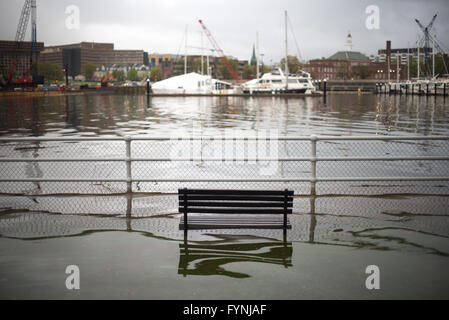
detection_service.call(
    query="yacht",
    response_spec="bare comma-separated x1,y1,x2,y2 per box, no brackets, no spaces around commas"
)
241,68,316,94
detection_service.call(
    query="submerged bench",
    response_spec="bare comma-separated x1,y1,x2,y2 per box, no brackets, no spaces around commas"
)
178,189,293,230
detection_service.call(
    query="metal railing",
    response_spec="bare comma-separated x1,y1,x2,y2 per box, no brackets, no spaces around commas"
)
1,135,449,195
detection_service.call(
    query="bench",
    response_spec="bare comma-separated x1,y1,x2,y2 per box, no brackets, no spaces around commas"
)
178,188,293,230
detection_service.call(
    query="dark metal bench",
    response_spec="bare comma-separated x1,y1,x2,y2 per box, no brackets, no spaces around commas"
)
178,188,293,230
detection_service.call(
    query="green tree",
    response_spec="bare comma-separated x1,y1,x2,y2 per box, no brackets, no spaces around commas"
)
150,67,161,81
217,57,239,80
37,62,63,81
82,63,97,80
280,55,303,74
191,58,204,74
243,64,256,79
127,68,139,81
112,70,125,82
355,65,372,79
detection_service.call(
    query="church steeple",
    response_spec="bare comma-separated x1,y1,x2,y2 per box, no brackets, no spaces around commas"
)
250,44,257,65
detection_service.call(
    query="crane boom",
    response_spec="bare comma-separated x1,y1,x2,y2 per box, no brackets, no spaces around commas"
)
15,0,32,42
198,19,241,83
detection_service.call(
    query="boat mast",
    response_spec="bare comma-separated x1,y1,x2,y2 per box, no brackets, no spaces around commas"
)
432,37,435,78
407,44,410,81
284,10,289,89
201,31,204,75
256,31,260,82
184,25,188,74
417,35,420,80
396,54,399,82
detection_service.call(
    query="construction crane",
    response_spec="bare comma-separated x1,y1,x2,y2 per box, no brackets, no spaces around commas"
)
198,19,241,83
8,0,37,85
414,13,448,76
414,14,437,76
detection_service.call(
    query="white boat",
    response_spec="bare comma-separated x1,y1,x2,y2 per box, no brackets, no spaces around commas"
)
241,11,317,95
241,68,316,94
151,72,236,94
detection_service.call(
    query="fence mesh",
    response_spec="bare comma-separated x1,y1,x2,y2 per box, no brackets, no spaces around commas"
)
0,137,448,195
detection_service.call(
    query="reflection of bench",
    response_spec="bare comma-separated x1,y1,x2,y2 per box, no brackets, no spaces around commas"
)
178,189,293,230
178,241,293,278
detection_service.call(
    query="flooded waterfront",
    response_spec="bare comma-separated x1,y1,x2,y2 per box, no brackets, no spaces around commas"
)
0,93,448,299
1,93,448,137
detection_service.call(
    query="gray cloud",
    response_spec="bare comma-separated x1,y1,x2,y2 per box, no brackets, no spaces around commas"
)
1,0,448,63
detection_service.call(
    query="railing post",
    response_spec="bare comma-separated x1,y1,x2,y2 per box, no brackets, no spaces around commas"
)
125,136,132,193
310,134,317,196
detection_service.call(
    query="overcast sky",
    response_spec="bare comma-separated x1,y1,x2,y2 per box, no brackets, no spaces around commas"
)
1,0,449,64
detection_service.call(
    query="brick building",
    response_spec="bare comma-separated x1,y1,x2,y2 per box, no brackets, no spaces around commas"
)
303,34,391,80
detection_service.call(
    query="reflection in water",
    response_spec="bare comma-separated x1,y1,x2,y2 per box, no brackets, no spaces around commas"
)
22,98,42,192
178,236,292,278
0,94,448,137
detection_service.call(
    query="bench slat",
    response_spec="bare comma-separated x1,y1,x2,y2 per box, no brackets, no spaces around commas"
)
179,216,291,230
179,189,294,196
179,201,292,208
178,208,292,214
178,188,293,230
178,195,293,202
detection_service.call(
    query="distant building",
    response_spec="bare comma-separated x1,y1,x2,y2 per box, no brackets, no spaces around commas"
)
372,46,432,65
303,33,389,80
0,40,44,82
39,42,145,78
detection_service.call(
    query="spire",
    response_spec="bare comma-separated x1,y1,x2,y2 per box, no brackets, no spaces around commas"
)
250,44,257,66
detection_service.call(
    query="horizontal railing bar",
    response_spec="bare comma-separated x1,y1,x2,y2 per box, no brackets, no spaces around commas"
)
0,135,448,142
0,177,448,182
0,158,125,162
1,156,448,162
0,137,125,142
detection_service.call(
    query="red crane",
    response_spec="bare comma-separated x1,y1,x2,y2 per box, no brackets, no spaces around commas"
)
198,19,241,83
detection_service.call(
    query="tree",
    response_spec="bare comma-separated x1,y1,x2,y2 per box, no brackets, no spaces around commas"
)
37,62,63,81
127,68,139,81
112,70,126,82
243,64,256,80
82,63,97,80
150,67,161,81
191,58,204,74
355,65,372,79
280,55,303,74
217,57,239,80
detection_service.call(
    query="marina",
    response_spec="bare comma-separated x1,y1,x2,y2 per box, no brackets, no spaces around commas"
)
1,0,449,303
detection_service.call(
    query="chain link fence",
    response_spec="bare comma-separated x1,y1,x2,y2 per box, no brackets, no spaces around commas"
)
0,135,448,195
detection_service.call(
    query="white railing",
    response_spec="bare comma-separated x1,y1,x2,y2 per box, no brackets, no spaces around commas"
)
1,135,449,195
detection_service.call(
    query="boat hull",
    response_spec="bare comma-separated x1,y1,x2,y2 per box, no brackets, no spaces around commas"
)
243,88,308,94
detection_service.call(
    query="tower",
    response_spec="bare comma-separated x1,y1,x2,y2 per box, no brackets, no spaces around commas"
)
345,32,353,51
250,44,257,66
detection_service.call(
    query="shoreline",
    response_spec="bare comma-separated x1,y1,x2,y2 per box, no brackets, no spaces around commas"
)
0,90,375,98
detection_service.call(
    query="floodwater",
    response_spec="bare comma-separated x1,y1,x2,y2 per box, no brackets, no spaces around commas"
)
0,93,448,299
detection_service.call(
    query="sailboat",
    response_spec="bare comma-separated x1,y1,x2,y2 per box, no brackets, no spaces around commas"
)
241,11,317,95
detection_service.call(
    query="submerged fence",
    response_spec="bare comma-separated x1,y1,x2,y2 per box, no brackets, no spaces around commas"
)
0,135,448,195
